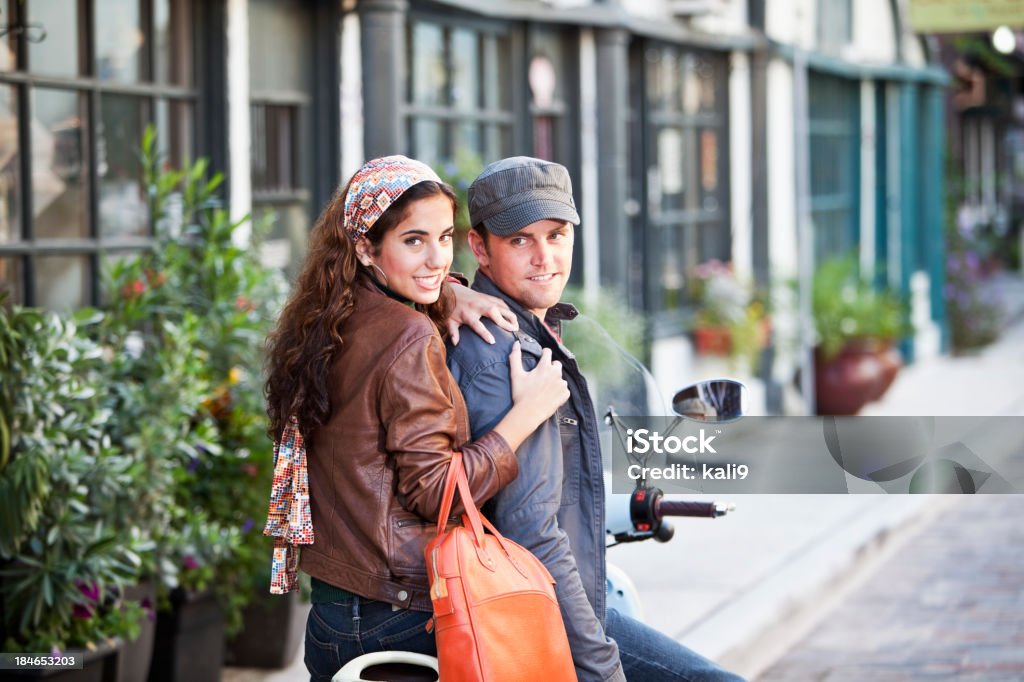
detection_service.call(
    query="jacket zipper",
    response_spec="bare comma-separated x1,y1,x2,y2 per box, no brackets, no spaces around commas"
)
397,515,458,528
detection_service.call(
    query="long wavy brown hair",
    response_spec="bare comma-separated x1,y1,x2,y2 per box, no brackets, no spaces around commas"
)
265,179,457,441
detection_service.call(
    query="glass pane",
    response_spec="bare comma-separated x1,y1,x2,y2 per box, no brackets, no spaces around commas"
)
699,129,719,211
695,56,717,113
98,94,149,239
411,118,443,168
252,202,308,276
155,0,193,85
530,29,567,106
481,33,514,112
32,88,88,239
647,47,680,112
35,254,90,311
155,99,194,170
0,86,20,241
251,104,296,193
453,122,481,159
657,127,684,212
682,54,702,114
28,0,78,76
484,124,512,161
249,0,308,92
697,220,726,263
411,22,445,106
494,35,512,111
0,256,23,304
95,0,144,82
450,28,480,111
652,223,685,311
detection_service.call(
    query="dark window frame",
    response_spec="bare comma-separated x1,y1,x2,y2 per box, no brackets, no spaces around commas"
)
405,9,526,166
0,0,204,308
630,39,731,334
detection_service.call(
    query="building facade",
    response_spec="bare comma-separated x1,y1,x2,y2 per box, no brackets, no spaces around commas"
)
0,0,948,412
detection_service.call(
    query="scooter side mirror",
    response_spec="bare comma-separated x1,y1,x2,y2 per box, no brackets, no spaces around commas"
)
671,379,747,423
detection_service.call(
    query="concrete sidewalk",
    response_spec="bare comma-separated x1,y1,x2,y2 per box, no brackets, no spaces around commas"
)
758,495,1024,681
225,276,1024,682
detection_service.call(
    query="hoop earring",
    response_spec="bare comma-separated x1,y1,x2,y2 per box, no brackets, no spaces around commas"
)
368,262,389,287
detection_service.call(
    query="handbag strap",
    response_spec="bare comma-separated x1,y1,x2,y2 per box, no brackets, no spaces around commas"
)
435,451,486,546
435,451,463,536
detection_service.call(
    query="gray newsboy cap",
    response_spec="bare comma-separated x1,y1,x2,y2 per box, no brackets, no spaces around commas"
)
468,156,580,236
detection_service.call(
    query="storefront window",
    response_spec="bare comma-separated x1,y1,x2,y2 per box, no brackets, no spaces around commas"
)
0,0,199,309
249,0,315,276
406,16,516,166
638,44,729,317
809,71,859,262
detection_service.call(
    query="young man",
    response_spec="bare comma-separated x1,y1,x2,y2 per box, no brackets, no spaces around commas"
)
446,156,744,682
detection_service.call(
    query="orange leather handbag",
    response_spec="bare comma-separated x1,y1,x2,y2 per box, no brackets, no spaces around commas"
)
425,452,577,682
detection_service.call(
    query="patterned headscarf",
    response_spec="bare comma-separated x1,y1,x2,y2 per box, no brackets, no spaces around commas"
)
343,155,443,242
263,418,312,594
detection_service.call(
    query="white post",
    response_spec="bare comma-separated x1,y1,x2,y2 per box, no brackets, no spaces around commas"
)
227,0,252,246
579,29,600,307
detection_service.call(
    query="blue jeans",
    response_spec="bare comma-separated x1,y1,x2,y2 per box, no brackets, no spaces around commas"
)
304,594,435,682
606,608,747,682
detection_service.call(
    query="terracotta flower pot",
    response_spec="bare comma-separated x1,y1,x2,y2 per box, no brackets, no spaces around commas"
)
814,340,900,415
693,325,732,356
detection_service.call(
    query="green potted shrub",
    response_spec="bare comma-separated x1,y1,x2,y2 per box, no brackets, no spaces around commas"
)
100,128,292,676
811,256,911,414
0,304,148,680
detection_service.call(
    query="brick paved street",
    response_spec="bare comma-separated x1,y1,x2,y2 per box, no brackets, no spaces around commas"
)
758,495,1024,681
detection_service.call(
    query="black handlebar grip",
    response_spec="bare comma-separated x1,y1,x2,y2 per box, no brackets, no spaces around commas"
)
656,500,719,518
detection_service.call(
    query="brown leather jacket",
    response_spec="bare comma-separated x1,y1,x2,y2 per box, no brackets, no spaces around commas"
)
299,276,517,611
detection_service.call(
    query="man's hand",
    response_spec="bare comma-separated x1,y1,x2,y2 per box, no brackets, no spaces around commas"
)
509,343,570,419
447,282,519,345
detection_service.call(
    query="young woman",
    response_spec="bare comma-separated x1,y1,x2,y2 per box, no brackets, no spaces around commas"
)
263,156,569,680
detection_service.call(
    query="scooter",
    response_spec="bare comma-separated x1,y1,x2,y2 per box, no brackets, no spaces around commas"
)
333,318,747,682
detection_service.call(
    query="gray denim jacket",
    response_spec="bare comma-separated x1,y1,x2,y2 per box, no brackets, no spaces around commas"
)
446,273,626,682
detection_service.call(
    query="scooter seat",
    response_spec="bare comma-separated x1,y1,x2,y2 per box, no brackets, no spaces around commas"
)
333,651,439,682
361,663,438,681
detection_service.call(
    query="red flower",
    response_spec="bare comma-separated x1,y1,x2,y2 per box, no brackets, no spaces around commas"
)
121,279,146,299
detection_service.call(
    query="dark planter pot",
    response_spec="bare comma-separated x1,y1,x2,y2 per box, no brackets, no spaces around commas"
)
9,640,121,682
225,590,305,668
147,589,224,682
814,340,901,415
117,581,157,682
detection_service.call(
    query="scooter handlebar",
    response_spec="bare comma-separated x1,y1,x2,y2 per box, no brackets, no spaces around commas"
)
656,499,734,518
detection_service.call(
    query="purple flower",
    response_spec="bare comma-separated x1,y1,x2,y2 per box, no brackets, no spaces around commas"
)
947,256,959,273
141,597,156,622
187,456,200,473
965,251,980,272
50,646,62,657
944,284,956,298
72,603,94,620
77,581,101,602
241,518,255,533
182,554,200,571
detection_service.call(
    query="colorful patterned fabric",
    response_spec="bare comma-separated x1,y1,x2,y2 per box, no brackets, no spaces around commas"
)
343,155,442,242
263,417,313,594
